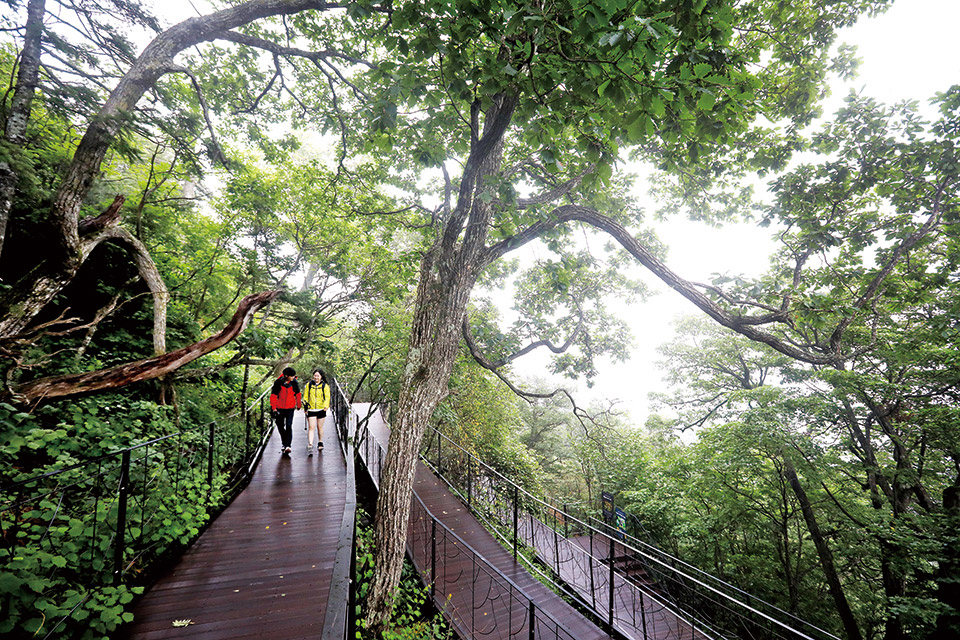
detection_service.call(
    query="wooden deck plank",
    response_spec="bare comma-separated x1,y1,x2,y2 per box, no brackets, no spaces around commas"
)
121,414,346,640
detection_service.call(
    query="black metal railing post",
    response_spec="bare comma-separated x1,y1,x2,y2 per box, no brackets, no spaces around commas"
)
245,409,250,460
528,601,536,640
207,422,215,496
513,485,519,560
553,519,560,576
431,519,437,598
113,449,131,585
589,530,597,610
608,535,615,630
639,585,650,640
467,461,473,510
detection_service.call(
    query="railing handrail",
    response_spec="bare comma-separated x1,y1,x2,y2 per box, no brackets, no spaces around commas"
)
427,424,841,640
358,409,581,639
2,382,276,640
424,451,725,640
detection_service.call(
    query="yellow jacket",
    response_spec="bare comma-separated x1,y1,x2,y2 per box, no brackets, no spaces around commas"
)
303,380,330,411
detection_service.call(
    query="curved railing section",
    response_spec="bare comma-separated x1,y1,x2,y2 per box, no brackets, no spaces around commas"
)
356,409,589,640
0,388,275,640
320,378,359,640
422,425,841,640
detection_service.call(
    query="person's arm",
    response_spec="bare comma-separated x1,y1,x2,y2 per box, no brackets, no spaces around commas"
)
270,379,280,416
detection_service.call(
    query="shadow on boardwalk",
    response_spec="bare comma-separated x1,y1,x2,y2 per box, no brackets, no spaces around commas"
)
121,412,346,640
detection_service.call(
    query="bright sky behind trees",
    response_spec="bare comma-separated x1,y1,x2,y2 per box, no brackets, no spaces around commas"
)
573,0,960,424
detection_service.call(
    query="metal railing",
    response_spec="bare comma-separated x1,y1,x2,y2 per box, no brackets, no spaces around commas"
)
357,410,588,640
320,378,359,640
423,425,842,640
0,389,275,640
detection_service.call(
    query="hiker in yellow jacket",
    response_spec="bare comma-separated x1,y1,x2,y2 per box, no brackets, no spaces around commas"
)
303,369,330,454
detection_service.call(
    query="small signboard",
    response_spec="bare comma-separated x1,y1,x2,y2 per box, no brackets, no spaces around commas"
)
601,491,614,523
615,507,627,540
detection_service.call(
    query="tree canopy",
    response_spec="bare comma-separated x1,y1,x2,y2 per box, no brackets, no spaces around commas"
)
8,0,956,637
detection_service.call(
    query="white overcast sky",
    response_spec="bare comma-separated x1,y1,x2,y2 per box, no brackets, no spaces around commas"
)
571,0,960,425
150,0,960,425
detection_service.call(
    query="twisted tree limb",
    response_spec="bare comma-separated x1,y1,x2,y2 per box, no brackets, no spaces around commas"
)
9,289,280,404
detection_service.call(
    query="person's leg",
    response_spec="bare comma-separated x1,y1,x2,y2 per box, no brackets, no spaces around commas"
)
274,411,287,452
278,408,294,450
317,413,325,449
306,415,317,447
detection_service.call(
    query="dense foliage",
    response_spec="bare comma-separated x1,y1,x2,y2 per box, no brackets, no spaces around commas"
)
4,0,956,638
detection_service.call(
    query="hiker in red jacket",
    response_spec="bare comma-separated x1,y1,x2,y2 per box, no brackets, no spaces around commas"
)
270,367,302,455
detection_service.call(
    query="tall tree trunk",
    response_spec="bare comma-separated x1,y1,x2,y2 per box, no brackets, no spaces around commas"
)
364,248,478,631
0,0,45,261
784,457,862,640
934,485,960,640
363,93,517,633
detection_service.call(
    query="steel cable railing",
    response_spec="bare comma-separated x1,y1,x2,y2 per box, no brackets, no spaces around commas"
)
356,409,588,640
423,425,842,640
0,387,275,640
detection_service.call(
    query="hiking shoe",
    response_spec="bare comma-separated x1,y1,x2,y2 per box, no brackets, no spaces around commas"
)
308,445,313,457
318,441,324,450
283,446,291,455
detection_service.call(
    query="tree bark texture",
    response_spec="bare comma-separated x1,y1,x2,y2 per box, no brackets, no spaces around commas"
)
364,93,517,632
9,289,279,404
0,0,45,261
783,458,862,640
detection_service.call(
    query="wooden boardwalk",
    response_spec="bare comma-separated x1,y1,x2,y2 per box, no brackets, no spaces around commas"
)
121,412,346,640
358,405,608,640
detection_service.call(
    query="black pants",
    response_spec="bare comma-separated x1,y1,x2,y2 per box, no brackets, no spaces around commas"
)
275,408,295,448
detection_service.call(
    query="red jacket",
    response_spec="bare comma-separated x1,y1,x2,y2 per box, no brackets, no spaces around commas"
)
270,376,302,410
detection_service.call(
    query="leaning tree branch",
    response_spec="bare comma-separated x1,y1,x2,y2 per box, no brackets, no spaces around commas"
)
828,179,951,351
483,204,854,366
9,290,281,405
516,168,590,209
463,311,584,368
461,325,615,452
166,64,227,165
216,29,377,70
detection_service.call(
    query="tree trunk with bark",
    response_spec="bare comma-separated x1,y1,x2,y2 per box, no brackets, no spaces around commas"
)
364,93,516,632
0,0,45,260
0,0,339,340
784,457,862,640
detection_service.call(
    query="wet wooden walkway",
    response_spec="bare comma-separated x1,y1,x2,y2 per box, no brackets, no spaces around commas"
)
357,404,608,640
121,411,346,640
